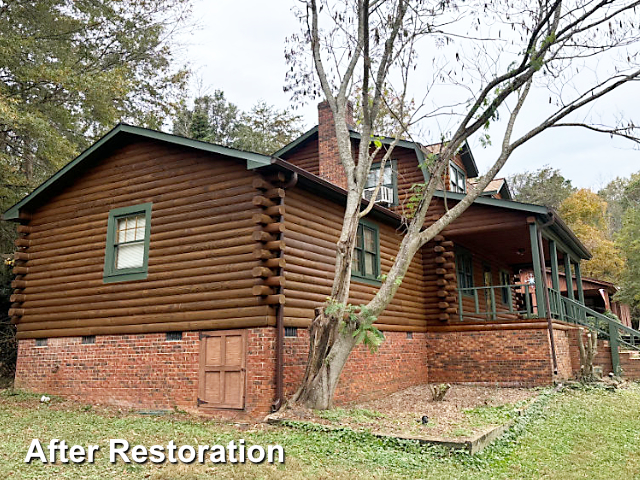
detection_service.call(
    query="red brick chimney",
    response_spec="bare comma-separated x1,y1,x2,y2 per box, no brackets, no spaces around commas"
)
317,100,354,189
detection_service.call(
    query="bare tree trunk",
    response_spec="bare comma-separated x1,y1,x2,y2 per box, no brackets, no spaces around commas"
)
293,308,358,409
578,328,598,382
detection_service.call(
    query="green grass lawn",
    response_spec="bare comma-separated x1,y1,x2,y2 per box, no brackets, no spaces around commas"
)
1,385,639,479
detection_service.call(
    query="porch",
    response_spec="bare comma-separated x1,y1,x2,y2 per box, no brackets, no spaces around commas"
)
450,218,640,375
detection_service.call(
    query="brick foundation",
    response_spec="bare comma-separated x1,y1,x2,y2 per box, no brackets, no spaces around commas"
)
283,330,429,405
20,322,634,419
568,327,640,379
15,329,276,420
427,326,567,387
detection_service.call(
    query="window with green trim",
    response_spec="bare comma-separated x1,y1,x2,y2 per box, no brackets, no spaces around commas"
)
449,161,466,193
103,203,152,283
455,251,473,294
351,221,380,283
365,160,397,205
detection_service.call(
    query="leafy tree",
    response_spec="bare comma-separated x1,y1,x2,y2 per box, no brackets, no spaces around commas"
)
235,102,304,154
599,172,640,235
0,0,190,188
559,189,622,282
616,206,640,310
283,0,640,410
509,167,575,209
172,96,304,155
172,91,241,144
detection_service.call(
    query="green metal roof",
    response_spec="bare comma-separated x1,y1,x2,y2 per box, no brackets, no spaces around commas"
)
3,123,272,220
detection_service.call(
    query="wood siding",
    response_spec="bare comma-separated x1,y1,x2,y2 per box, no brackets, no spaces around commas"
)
14,140,271,339
282,186,428,331
279,135,320,176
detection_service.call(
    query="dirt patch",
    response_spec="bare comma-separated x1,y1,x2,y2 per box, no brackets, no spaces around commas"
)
276,384,536,439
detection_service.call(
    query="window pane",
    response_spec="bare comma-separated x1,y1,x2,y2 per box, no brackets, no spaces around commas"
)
116,242,144,269
117,218,127,242
364,252,375,276
366,170,377,188
356,226,363,249
352,251,361,274
382,165,392,184
364,227,375,252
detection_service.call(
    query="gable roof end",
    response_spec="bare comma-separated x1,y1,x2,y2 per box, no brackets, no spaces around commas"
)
3,123,273,221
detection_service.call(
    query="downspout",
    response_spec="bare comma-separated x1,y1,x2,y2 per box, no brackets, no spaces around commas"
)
538,212,558,376
272,172,297,412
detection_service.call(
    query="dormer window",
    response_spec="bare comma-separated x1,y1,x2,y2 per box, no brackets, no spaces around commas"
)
449,162,466,193
364,160,397,206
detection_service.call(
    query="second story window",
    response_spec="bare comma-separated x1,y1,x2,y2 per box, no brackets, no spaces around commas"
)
449,162,466,193
352,220,380,283
364,161,396,206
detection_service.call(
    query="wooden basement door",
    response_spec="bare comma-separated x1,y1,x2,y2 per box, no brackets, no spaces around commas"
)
198,330,246,409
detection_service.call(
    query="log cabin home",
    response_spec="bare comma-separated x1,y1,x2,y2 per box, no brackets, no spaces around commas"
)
5,101,640,419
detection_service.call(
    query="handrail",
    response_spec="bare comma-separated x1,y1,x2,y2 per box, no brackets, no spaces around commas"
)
552,292,640,352
457,283,538,321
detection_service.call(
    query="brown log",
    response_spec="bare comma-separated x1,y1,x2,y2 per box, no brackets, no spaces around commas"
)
263,188,285,199
252,195,276,208
19,211,31,221
441,240,454,248
252,266,276,278
434,246,445,253
13,252,30,261
252,231,277,242
264,240,285,251
253,248,277,260
16,316,275,340
14,238,30,248
257,276,286,287
264,294,285,305
444,273,456,281
438,302,449,309
438,313,450,322
253,213,275,224
265,171,287,183
434,235,445,242
435,268,447,275
263,222,285,234
435,257,446,264
253,285,275,296
443,262,455,270
11,279,26,289
8,308,24,317
253,178,274,190
263,257,286,269
445,307,458,314
437,290,447,298
10,294,25,303
445,296,456,303
437,279,448,286
12,266,27,275
264,205,285,217
16,225,31,234
443,251,455,258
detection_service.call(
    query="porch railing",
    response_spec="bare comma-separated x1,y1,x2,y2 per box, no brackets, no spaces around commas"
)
456,283,539,321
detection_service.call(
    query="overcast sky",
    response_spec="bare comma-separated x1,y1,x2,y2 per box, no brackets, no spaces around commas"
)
177,0,639,190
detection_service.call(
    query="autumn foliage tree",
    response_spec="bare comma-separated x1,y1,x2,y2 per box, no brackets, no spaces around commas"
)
282,0,640,409
559,189,623,282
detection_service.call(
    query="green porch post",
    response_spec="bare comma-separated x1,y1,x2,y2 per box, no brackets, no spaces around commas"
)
549,240,560,292
549,240,563,320
529,222,546,318
564,253,575,301
574,261,585,306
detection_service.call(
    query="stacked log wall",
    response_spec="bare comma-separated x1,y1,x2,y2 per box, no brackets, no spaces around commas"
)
282,186,428,331
12,140,272,339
